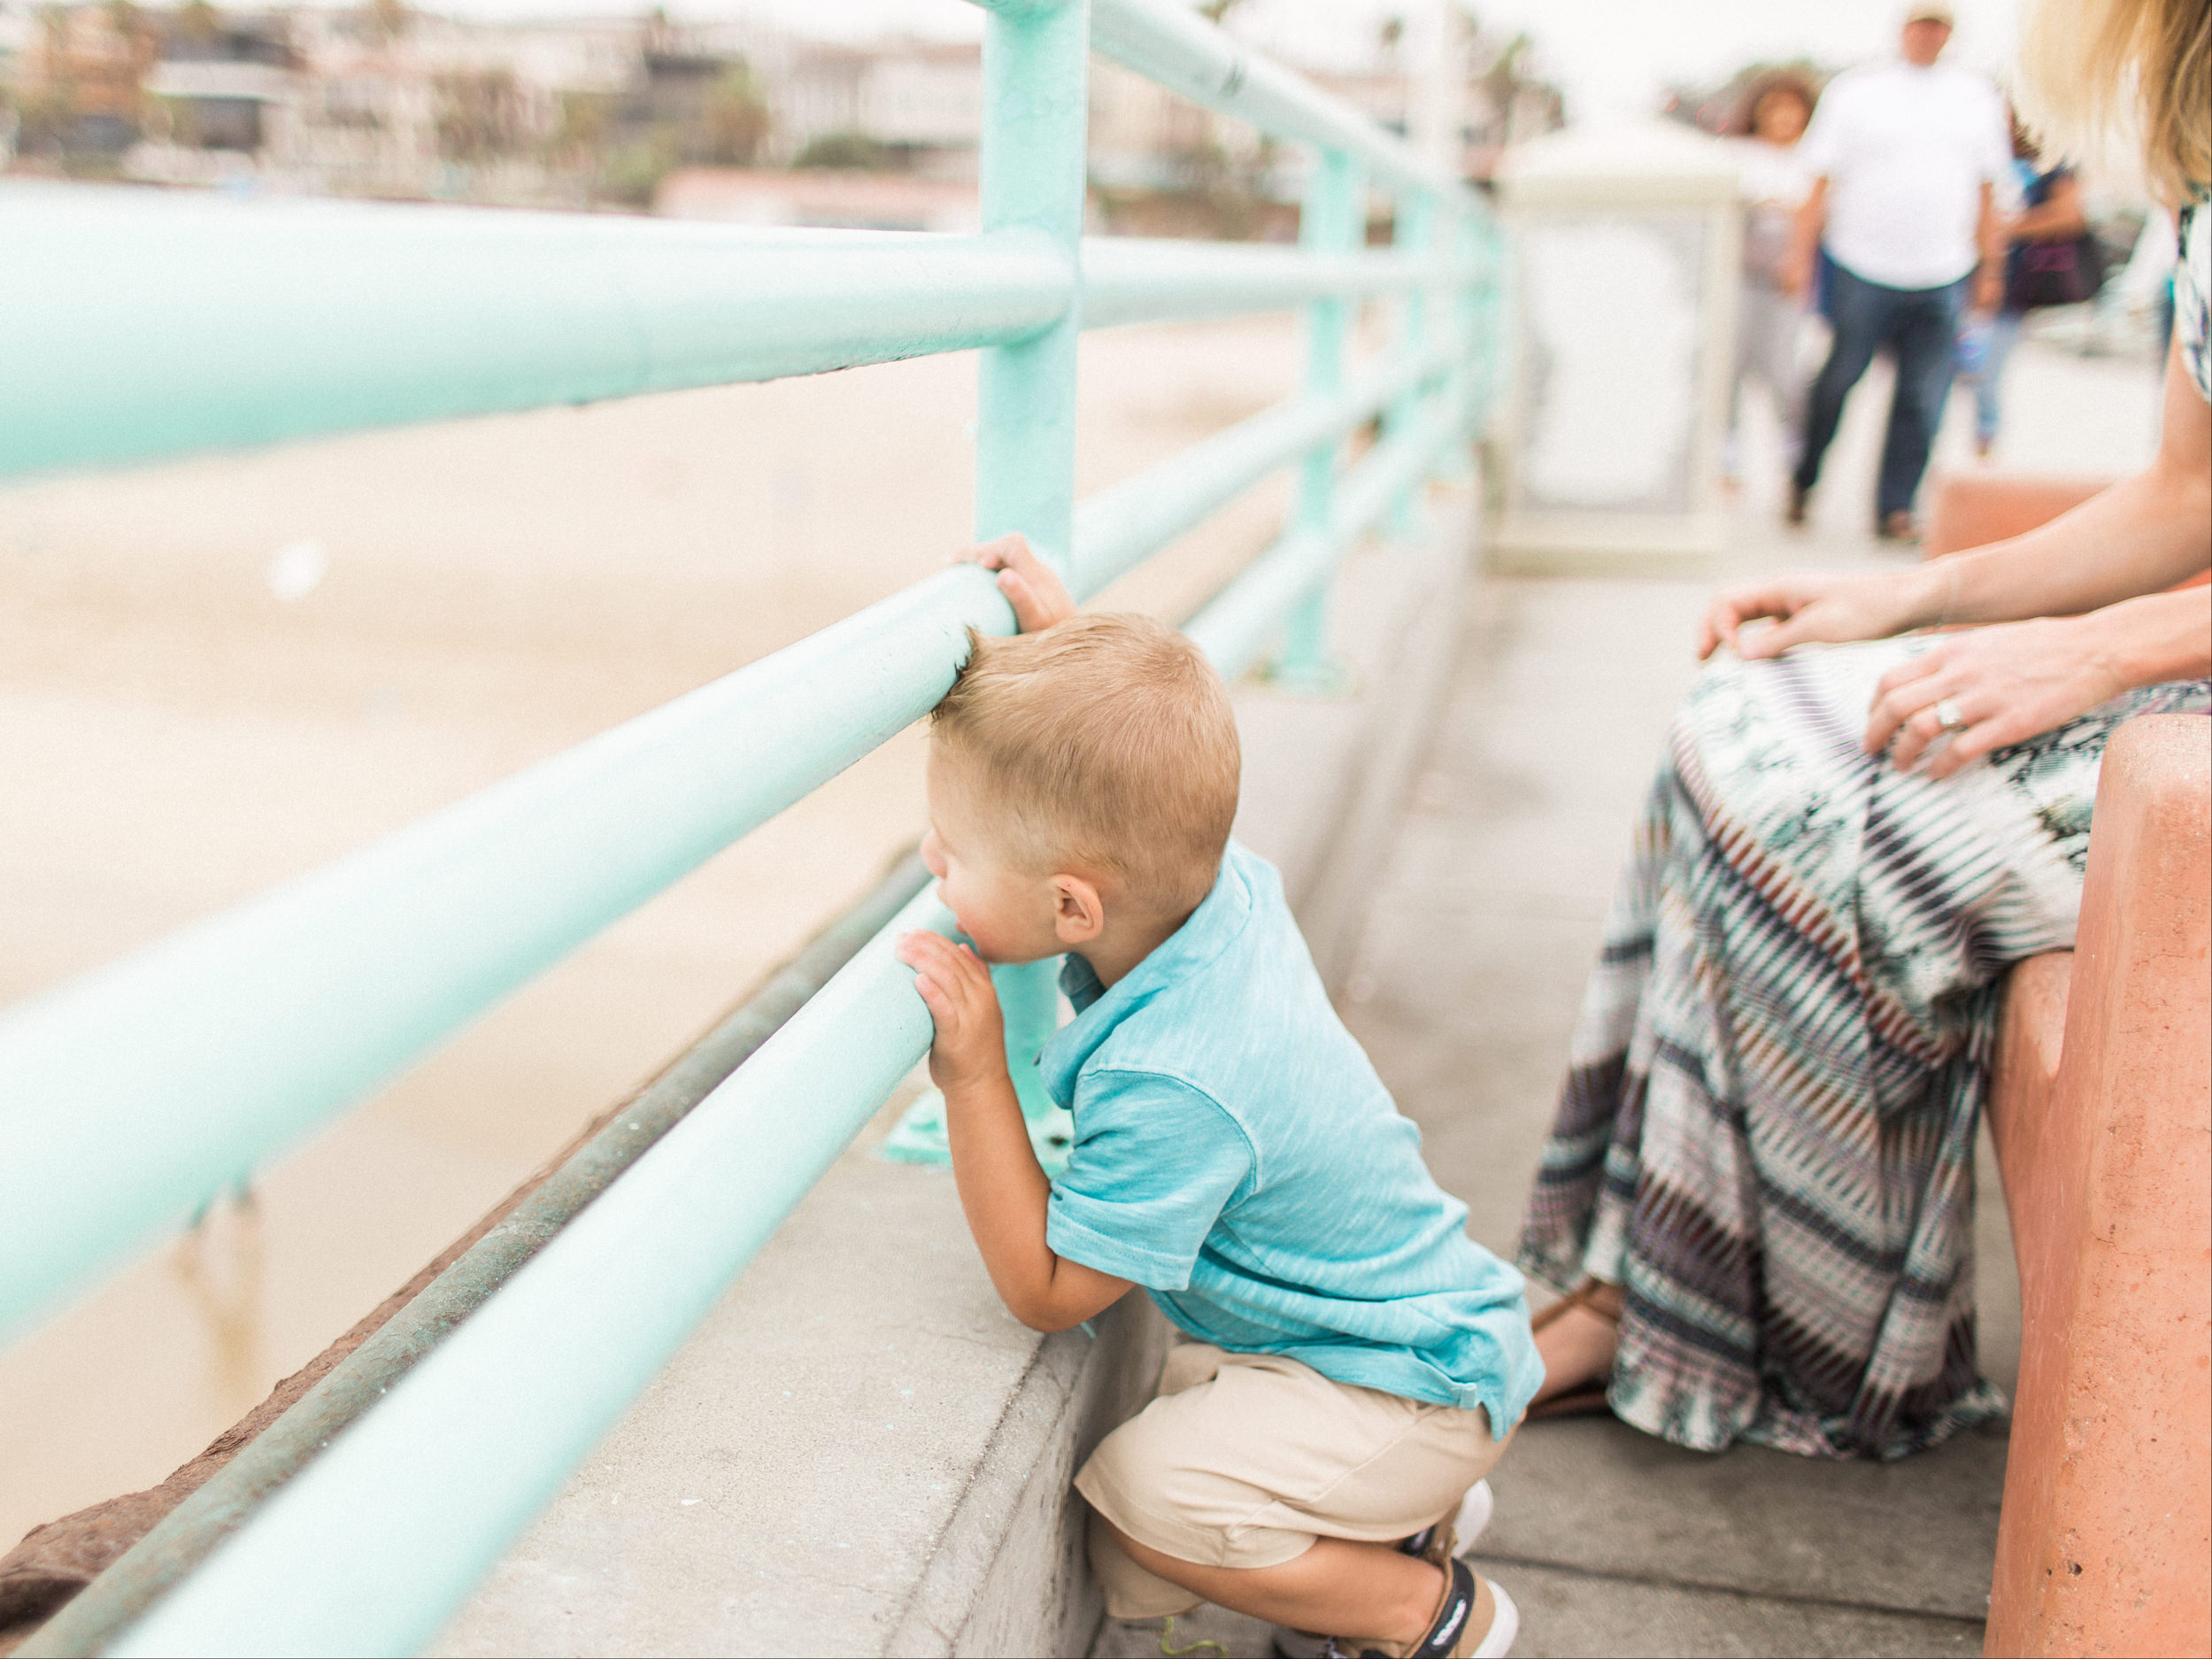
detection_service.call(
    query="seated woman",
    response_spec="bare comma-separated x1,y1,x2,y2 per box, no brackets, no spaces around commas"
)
1516,0,2210,1460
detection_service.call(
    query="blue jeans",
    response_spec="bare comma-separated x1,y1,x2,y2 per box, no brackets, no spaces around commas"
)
1792,262,1969,521
1962,310,2024,446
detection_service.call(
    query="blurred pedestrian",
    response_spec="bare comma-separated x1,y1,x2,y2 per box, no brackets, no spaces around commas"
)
1723,70,1821,489
1778,1,2014,541
1958,119,2094,457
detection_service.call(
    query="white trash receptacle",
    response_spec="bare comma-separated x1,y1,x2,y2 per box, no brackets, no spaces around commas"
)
1493,120,1743,575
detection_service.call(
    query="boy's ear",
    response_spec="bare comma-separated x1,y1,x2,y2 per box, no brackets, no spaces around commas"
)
1050,874,1106,946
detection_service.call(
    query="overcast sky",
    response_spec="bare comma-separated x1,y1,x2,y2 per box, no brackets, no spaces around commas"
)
383,0,2031,120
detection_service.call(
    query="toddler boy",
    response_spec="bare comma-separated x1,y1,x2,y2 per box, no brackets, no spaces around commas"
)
894,539,1541,1659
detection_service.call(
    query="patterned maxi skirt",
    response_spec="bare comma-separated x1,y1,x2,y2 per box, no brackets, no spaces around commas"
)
1518,640,2211,1461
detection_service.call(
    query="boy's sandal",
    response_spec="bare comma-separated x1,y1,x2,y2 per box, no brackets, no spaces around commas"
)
1271,1487,1496,1659
1525,1279,1620,1421
1318,1559,1519,1659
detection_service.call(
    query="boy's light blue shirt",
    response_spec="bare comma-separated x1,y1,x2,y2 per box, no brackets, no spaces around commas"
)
1041,840,1544,1432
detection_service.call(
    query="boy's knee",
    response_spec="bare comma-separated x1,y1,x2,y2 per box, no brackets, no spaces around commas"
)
1079,1353,1503,1570
1076,1385,1306,1572
1086,1504,1204,1620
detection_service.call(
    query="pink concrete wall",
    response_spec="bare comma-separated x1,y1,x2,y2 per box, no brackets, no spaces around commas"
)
1986,714,2212,1659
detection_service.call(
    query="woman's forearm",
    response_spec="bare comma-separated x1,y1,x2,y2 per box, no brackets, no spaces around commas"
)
1932,469,2211,625
1917,344,2212,627
2081,586,2212,690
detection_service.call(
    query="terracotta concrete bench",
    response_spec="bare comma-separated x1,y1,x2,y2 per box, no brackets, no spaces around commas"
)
1926,475,2212,1659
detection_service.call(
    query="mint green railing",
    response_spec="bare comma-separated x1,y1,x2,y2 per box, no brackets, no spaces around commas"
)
0,1,1502,1650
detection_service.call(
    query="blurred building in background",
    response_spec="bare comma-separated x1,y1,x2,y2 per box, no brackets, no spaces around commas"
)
8,0,162,165
0,0,1562,226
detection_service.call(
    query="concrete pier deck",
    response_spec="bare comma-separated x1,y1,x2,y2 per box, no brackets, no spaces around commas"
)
1095,336,2168,1659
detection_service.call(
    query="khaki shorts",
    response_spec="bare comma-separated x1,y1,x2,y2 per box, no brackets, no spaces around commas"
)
1076,1342,1507,1619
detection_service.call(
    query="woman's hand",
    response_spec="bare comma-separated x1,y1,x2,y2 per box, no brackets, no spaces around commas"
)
895,930,1008,1092
959,534,1078,634
1699,567,1938,660
1862,615,2125,777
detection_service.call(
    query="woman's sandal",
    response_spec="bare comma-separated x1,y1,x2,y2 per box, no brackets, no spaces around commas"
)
1523,1280,1619,1421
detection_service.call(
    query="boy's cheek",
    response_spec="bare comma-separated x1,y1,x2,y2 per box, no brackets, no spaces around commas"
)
958,930,1011,967
955,914,1040,967
941,901,1008,962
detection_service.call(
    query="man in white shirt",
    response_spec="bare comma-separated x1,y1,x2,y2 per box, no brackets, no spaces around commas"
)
1779,1,2012,539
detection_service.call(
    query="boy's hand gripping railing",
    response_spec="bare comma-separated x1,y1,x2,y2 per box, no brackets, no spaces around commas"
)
0,0,1502,1651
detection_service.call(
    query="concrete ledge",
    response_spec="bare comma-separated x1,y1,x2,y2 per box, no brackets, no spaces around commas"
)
433,483,1482,1657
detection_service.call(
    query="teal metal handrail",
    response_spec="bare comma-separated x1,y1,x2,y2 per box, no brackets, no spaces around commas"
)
1090,0,1472,200
0,0,1503,1650
0,192,1474,481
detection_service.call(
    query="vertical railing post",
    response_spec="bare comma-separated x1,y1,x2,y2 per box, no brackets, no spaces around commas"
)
974,0,1089,569
1415,0,1473,487
1424,203,1476,488
1463,212,1506,451
886,0,1089,1173
1387,188,1437,536
978,0,1088,1168
1271,147,1363,691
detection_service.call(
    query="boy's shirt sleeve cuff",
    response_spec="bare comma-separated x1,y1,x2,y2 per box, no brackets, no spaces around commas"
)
1046,1198,1196,1292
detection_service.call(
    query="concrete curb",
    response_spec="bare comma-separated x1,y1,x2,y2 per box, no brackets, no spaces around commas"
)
885,1299,1171,1657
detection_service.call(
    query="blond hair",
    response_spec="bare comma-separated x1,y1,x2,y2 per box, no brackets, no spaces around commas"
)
2015,0,2209,203
932,613,1239,913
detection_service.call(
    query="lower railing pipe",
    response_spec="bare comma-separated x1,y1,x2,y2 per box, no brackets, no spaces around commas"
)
105,884,962,1659
13,855,932,1659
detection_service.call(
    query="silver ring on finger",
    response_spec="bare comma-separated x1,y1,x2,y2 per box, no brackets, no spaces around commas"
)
1933,697,1968,733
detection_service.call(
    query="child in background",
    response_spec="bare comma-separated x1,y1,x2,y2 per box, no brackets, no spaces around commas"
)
894,538,1541,1659
1726,69,1821,489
